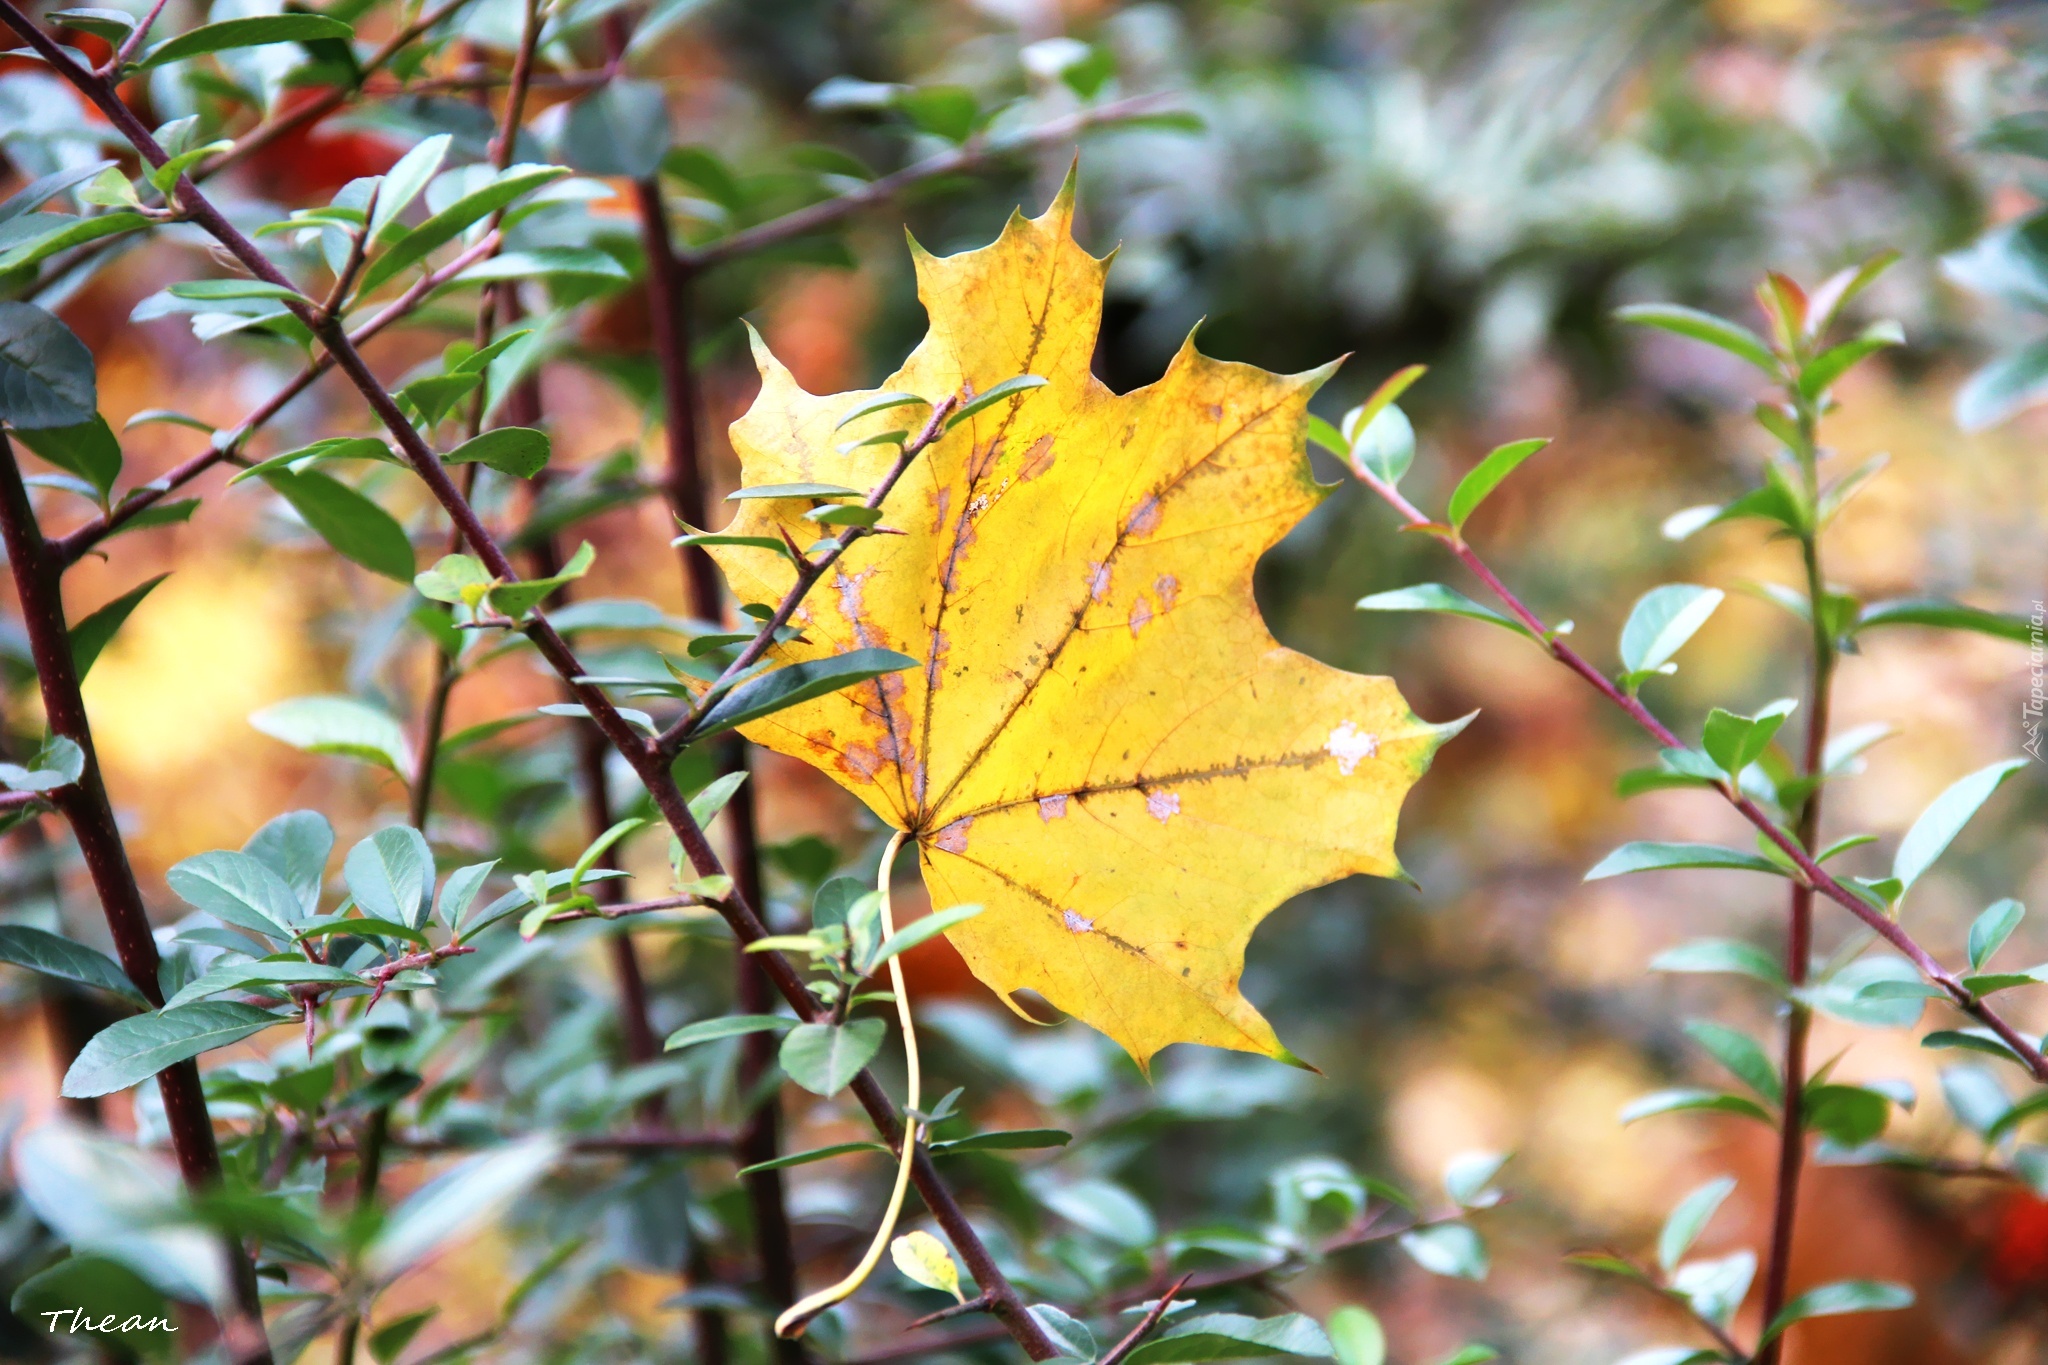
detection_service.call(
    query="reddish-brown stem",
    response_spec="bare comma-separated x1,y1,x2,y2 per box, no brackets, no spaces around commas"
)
1345,458,2048,1081
1756,492,1838,1365
1097,1273,1196,1365
631,154,805,1361
0,437,273,1361
51,228,503,566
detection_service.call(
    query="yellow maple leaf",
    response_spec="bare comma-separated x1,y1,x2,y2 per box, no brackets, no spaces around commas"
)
706,179,1460,1069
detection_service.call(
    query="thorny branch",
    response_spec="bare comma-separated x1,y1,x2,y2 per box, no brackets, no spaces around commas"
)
1341,456,2048,1082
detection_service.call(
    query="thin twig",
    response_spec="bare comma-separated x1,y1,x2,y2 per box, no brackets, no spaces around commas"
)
1097,1273,1195,1365
51,230,503,565
104,0,169,72
652,398,957,758
1342,457,2048,1082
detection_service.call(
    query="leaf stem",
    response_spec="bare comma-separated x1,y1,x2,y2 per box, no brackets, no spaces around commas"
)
774,830,923,1337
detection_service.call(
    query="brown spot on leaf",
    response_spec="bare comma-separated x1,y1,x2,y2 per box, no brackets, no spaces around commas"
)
933,817,972,853
1018,434,1056,481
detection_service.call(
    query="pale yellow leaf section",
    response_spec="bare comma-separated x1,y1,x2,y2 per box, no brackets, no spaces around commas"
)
707,181,1457,1069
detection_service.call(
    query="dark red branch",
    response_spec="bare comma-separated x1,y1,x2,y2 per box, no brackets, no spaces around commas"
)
0,437,272,1361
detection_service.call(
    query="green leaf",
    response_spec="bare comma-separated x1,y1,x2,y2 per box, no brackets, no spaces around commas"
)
866,903,984,971
1620,1088,1773,1126
0,161,114,222
165,278,306,303
260,467,415,581
1349,403,1414,486
166,849,303,939
0,925,148,1006
562,80,672,180
435,860,496,932
455,248,628,284
1397,1224,1487,1280
249,695,414,778
358,165,569,295
1802,1084,1892,1146
1893,759,2027,897
1671,1250,1755,1329
1971,899,2026,973
1922,1029,2026,1063
135,13,353,70
15,414,121,501
664,1014,794,1051
0,301,96,429
1585,842,1786,880
687,771,749,827
726,482,864,501
927,1128,1072,1155
946,374,1048,429
1797,320,1903,401
779,1018,885,1096
1759,1280,1912,1345
1325,1307,1386,1365
1985,1090,2048,1144
489,541,594,617
397,371,481,428
0,212,149,274
1811,956,1929,1028
1126,1313,1335,1364
1685,1020,1781,1104
1356,583,1524,634
673,532,796,560
1956,336,2048,431
806,503,883,527
369,1309,437,1365
229,436,396,485
0,735,82,793
1615,303,1777,373
345,827,436,930
371,134,451,240
445,426,549,479
1446,438,1548,532
1855,598,2033,644
163,959,362,1009
68,572,166,680
693,647,917,740
1658,1176,1735,1274
1649,938,1787,989
1429,1350,1500,1365
365,1137,559,1279
414,552,492,607
737,1141,887,1175
1619,585,1723,678
62,1002,280,1097
1700,699,1796,778
835,391,930,430
1027,1305,1097,1362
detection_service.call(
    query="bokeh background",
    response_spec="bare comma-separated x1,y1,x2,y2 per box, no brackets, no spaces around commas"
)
3,0,2048,1361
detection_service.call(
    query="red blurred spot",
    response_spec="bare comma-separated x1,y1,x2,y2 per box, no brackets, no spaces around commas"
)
1989,1191,2048,1293
231,88,402,202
